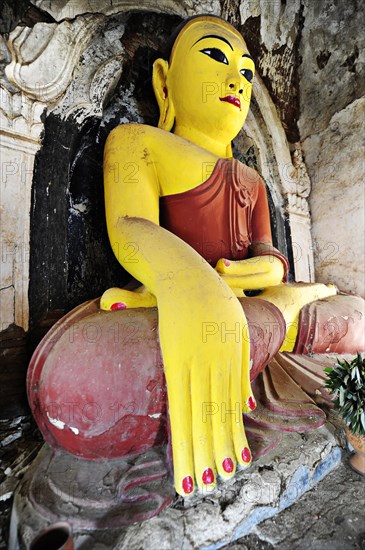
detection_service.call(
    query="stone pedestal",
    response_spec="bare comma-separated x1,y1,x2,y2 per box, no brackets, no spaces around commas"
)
9,425,341,550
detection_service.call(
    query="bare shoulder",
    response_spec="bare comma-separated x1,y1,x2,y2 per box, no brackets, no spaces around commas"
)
104,124,218,195
106,123,167,149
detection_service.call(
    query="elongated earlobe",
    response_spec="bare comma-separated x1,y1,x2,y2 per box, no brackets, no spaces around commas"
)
152,58,175,131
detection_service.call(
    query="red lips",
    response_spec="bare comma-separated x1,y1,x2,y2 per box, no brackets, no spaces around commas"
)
219,95,241,109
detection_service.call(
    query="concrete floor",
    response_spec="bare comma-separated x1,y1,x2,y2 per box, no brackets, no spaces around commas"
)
1,418,364,549
224,455,365,550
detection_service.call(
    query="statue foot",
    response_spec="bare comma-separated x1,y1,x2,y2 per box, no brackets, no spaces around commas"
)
258,282,338,352
100,286,157,310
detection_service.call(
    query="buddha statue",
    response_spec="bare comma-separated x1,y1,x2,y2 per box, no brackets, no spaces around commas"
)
99,15,339,496
27,15,364,505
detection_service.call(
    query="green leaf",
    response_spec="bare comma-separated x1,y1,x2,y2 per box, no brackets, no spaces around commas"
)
356,367,361,385
329,354,365,434
339,386,345,406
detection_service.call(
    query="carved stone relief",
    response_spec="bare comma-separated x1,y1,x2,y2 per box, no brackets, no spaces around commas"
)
244,76,314,282
30,0,221,20
5,15,106,104
1,36,45,330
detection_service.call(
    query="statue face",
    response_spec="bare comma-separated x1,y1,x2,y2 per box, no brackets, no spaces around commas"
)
167,19,255,142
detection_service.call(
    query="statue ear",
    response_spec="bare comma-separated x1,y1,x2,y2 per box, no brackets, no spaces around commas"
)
152,58,175,131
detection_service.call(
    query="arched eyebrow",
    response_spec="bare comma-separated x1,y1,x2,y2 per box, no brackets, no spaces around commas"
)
242,53,254,61
192,35,234,51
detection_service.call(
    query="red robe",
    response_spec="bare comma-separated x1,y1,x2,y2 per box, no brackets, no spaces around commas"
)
160,157,289,279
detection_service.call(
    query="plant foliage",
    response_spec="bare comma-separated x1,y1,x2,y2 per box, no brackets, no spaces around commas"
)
324,353,365,437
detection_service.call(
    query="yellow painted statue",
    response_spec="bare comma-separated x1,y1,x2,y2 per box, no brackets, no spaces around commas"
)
100,16,337,496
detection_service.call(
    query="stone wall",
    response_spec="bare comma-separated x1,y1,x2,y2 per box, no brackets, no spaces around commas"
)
299,0,365,295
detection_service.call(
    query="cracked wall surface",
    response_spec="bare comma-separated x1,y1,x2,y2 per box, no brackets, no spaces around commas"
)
299,0,365,295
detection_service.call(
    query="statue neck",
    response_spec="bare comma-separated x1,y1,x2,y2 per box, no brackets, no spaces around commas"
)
173,124,232,158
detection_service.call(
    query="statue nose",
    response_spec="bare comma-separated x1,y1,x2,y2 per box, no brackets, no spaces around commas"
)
228,82,243,95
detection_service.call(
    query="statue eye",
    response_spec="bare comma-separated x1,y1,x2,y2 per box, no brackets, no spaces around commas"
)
199,48,228,65
240,68,254,83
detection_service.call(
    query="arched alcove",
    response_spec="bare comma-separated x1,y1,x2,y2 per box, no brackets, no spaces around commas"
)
3,4,313,334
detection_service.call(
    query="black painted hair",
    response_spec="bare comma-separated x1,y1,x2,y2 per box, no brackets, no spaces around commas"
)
163,14,228,61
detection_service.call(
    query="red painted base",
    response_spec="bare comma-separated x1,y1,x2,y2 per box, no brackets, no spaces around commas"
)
27,297,285,460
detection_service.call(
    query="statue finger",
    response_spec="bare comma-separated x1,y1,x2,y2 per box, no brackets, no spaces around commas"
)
191,361,215,492
164,362,195,496
241,322,256,413
230,348,252,469
210,352,236,479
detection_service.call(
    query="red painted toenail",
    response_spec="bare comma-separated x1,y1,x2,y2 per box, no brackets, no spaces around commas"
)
242,447,251,463
111,302,127,311
222,457,234,473
223,259,231,267
202,468,214,485
182,476,194,494
248,396,256,411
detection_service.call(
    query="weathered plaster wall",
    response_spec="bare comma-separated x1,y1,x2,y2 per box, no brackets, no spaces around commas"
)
298,0,365,295
0,35,44,331
302,98,365,295
239,0,303,143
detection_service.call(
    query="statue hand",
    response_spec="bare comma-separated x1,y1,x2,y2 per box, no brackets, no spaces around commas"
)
156,275,255,496
215,256,285,291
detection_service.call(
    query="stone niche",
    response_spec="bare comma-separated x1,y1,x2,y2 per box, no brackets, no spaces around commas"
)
7,0,362,414
1,1,316,336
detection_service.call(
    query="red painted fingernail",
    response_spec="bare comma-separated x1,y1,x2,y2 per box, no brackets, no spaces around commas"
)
111,302,127,311
223,259,231,267
248,396,256,411
242,447,251,463
202,468,214,485
222,457,234,473
182,476,194,494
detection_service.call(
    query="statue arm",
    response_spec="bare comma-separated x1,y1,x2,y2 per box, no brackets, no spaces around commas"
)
104,125,254,495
